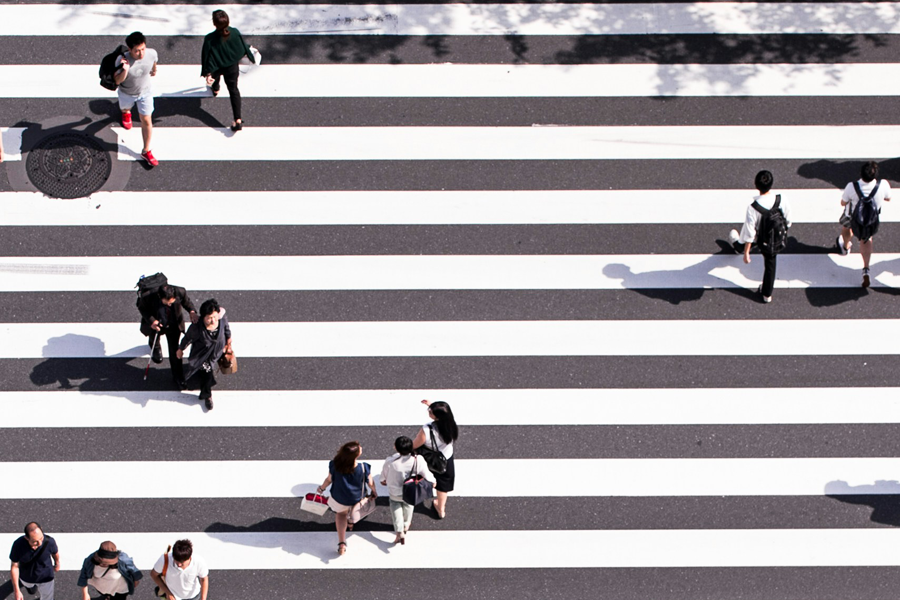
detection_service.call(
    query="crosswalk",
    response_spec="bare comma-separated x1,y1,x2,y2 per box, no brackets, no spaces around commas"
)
1,1,900,598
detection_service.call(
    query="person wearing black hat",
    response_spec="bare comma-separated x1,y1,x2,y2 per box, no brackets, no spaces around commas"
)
77,541,142,600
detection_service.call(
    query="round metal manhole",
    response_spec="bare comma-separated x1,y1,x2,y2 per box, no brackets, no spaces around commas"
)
25,132,112,199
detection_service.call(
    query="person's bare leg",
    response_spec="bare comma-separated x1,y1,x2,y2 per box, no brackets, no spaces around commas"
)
139,113,153,153
841,227,853,252
335,511,349,553
435,491,448,518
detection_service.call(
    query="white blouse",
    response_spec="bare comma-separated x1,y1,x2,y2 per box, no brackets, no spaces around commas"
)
422,422,453,458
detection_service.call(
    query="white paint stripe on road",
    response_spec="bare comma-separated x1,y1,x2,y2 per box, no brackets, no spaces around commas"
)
5,320,900,358
3,388,900,428
0,189,854,225
4,3,900,36
111,125,900,161
0,529,899,569
0,254,896,292
0,458,897,498
4,64,900,100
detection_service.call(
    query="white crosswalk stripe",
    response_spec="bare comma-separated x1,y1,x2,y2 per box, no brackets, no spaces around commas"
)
1,1,897,597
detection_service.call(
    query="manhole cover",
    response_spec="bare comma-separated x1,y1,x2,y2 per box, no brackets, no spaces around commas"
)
25,132,112,199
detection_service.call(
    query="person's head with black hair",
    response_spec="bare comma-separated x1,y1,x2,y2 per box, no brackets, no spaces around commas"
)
172,539,193,566
427,401,459,444
754,170,774,195
125,31,146,52
157,284,176,305
861,161,879,183
394,436,413,456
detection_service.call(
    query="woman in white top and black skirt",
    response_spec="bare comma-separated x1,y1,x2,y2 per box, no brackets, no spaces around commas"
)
412,399,458,519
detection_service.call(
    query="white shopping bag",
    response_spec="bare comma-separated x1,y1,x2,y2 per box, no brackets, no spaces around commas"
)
239,47,262,74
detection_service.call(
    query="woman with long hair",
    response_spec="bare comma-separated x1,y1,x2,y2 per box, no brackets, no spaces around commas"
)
412,399,459,519
200,9,255,131
317,441,377,555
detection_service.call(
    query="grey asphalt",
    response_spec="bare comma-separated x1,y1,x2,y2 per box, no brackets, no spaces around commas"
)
3,34,898,65
2,495,896,533
6,288,900,323
7,355,900,392
3,423,900,461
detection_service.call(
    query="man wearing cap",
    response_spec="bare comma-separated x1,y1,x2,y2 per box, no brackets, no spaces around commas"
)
9,522,60,600
77,541,142,600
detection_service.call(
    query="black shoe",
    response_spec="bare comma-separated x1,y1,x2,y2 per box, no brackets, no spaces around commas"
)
231,121,243,132
211,83,220,96
205,397,214,410
174,377,187,390
151,345,163,364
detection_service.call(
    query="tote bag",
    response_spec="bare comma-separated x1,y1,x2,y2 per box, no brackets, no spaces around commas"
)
300,492,330,516
402,456,434,505
348,464,377,524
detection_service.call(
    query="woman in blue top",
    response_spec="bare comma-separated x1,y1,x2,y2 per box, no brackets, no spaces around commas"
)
317,441,377,556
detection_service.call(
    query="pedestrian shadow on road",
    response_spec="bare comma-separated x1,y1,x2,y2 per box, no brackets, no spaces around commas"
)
89,98,225,130
603,251,760,305
826,480,900,527
206,515,395,564
30,357,177,392
798,158,900,188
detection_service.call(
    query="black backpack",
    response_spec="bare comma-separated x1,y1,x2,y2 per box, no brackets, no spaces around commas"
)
99,45,128,91
135,273,168,309
752,194,788,254
851,180,881,241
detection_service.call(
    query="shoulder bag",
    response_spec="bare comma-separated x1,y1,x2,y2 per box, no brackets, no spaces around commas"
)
415,424,448,475
402,456,434,505
217,348,237,375
348,463,377,525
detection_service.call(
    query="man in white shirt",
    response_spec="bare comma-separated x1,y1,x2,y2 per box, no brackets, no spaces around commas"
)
836,161,892,288
150,540,208,600
728,170,792,303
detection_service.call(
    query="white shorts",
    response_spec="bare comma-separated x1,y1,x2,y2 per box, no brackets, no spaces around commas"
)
117,88,154,116
327,496,351,513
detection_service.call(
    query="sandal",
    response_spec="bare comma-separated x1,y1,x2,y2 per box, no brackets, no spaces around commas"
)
337,541,347,555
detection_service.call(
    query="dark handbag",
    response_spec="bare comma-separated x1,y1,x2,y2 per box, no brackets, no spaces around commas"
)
402,456,434,505
416,425,448,475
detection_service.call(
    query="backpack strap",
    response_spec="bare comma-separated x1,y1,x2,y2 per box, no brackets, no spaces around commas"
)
854,180,880,202
772,194,781,211
751,201,769,216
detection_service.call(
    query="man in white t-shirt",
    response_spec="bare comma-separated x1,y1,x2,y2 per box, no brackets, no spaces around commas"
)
114,31,159,167
727,170,792,303
150,540,208,600
837,161,892,288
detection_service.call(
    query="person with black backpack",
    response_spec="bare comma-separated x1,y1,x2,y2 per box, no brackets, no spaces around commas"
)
837,161,892,288
727,170,791,303
136,274,198,388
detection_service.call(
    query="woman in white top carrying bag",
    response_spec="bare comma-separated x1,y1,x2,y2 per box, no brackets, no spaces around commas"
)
412,399,459,519
381,436,435,544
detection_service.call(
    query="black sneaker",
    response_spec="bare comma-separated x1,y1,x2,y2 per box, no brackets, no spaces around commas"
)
205,397,214,410
151,345,163,364
863,267,871,289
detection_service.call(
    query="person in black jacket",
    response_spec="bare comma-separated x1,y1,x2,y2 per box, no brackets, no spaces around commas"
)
177,299,231,410
138,284,197,388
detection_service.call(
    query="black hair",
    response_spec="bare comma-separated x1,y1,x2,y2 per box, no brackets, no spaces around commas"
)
125,31,146,49
861,161,879,183
172,539,193,562
212,10,230,37
23,522,41,536
333,441,361,475
157,285,175,300
429,401,459,445
199,298,219,318
754,170,774,195
394,436,413,455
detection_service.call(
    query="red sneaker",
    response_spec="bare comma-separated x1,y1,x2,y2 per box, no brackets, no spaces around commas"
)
121,111,133,130
141,150,159,167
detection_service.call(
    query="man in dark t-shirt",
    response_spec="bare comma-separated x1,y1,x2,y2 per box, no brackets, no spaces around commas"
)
9,522,59,600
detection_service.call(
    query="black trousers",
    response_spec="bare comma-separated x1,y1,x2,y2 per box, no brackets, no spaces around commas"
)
149,326,184,383
761,251,777,297
198,368,217,400
212,62,242,121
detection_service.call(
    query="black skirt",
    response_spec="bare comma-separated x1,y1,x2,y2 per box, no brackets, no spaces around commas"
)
433,454,455,493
